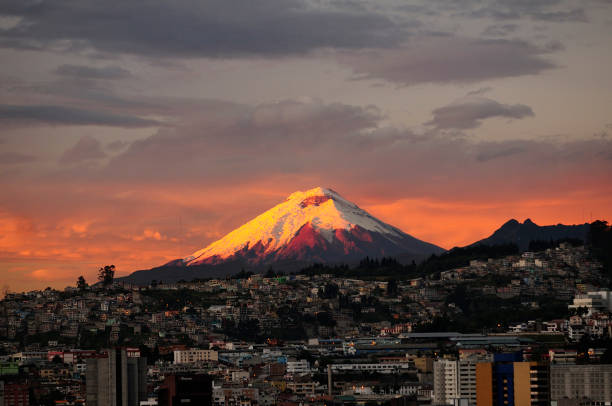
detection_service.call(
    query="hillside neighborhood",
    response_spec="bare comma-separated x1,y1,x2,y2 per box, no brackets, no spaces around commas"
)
1,242,611,405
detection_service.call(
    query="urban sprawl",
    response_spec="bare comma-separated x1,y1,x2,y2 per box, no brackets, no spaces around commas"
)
1,243,611,406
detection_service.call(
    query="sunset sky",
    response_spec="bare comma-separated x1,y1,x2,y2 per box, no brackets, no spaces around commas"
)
1,0,612,292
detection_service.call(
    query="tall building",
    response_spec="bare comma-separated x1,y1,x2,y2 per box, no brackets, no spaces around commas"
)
550,364,612,403
476,353,549,406
86,348,147,406
434,358,490,405
434,359,459,404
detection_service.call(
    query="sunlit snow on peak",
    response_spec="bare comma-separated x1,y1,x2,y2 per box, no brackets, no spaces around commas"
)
183,187,407,265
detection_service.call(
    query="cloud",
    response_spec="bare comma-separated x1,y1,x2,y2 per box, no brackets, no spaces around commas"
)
55,64,131,79
86,98,611,204
481,24,518,37
133,229,166,241
466,87,493,96
100,99,387,181
338,37,557,86
60,136,106,164
425,96,534,130
0,152,36,165
0,0,407,57
106,140,130,152
29,269,55,281
463,0,588,22
475,143,527,161
0,104,159,127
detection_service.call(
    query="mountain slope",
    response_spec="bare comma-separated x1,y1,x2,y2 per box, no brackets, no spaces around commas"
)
182,187,444,266
470,218,589,251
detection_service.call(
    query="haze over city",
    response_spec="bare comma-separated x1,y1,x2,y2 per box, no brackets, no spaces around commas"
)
1,0,612,292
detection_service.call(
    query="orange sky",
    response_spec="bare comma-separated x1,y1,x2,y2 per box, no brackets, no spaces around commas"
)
1,179,610,294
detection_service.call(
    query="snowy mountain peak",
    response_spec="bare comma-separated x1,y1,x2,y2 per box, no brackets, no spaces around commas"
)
287,186,339,200
181,187,444,266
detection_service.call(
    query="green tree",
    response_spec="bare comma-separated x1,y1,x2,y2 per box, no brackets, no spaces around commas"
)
76,275,88,291
98,265,115,287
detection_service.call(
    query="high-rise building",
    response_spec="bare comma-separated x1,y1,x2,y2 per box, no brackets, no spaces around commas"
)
86,348,147,406
550,364,612,403
434,359,459,404
434,358,491,405
476,353,549,406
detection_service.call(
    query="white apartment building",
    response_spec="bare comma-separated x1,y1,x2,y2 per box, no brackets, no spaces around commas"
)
433,359,488,405
330,362,413,374
286,359,311,374
173,349,218,364
433,359,458,404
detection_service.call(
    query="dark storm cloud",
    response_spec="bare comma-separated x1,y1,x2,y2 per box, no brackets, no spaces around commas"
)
0,104,159,127
59,136,106,164
0,0,407,57
338,37,556,86
55,64,131,80
0,152,37,165
426,97,534,130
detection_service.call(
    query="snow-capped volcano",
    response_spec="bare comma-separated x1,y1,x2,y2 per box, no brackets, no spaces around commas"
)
179,187,444,266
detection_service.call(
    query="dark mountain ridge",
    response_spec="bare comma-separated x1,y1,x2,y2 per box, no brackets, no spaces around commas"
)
470,218,589,251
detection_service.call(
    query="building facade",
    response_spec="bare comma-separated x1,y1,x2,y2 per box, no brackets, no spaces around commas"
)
86,349,147,406
550,364,612,403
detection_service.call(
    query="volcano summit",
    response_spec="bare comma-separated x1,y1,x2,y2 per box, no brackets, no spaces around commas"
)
179,187,444,267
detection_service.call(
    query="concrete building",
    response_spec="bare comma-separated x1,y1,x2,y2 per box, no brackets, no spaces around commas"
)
434,359,459,405
434,359,488,405
569,291,612,315
173,349,218,364
550,364,612,403
330,362,413,374
286,359,310,374
86,349,147,406
476,354,549,406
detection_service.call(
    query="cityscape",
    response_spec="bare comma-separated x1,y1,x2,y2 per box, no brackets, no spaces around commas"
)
2,0,612,405
1,220,612,405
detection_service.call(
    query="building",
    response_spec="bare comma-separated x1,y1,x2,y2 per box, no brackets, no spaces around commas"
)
434,359,489,405
286,360,310,374
434,359,459,405
569,291,612,315
173,349,218,364
158,374,213,406
86,349,147,406
1,381,29,406
476,353,549,406
330,362,413,374
550,364,612,403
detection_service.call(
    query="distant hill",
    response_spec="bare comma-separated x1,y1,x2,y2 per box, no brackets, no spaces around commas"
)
470,218,589,251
